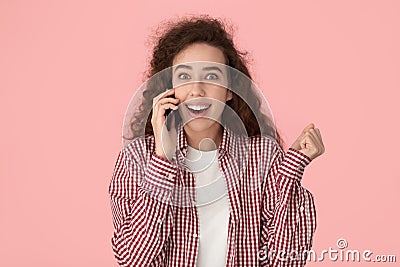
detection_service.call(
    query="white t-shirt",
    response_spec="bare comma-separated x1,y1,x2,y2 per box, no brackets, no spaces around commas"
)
185,145,230,267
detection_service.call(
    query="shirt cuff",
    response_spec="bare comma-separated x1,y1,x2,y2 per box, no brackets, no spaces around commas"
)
279,148,312,182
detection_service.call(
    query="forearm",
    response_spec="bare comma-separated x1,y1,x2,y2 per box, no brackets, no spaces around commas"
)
110,150,177,266
111,191,173,266
260,147,316,267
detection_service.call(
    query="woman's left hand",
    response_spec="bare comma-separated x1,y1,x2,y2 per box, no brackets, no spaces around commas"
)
290,123,325,161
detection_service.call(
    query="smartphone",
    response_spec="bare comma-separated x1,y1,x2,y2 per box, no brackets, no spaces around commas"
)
164,93,175,118
164,93,176,131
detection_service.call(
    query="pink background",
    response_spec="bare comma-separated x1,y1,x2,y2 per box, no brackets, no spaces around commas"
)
1,0,399,266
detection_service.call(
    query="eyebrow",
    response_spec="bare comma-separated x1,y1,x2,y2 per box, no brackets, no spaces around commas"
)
173,64,224,74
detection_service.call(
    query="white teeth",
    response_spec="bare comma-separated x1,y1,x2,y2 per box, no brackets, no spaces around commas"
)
186,104,211,111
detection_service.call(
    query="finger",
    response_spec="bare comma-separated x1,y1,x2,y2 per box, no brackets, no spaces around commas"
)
293,124,311,148
301,123,315,136
301,132,317,147
158,103,178,115
315,128,323,142
314,128,325,152
309,129,323,146
154,90,177,108
300,134,318,160
309,130,325,154
154,100,177,114
303,132,323,156
164,103,179,110
154,100,179,118
157,97,180,106
153,88,175,107
153,103,177,126
300,134,316,150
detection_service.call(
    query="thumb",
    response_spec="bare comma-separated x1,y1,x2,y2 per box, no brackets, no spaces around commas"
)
290,123,315,150
301,123,315,135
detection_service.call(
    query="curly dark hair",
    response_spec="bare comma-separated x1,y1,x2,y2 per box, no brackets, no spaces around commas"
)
126,14,285,150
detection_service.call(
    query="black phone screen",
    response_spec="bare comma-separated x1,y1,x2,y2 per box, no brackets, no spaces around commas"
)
164,93,175,118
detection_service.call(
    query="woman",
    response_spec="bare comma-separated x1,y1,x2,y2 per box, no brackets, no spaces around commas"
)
109,15,325,267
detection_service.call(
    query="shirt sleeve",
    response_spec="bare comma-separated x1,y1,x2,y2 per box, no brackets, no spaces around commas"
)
259,145,317,267
108,147,177,267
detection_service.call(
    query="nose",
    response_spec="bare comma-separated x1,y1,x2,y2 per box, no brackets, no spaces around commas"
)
189,82,205,97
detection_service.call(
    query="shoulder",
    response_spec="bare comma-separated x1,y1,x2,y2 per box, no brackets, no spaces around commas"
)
248,135,282,155
122,134,156,162
245,135,285,172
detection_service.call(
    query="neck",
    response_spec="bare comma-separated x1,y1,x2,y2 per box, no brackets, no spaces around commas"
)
184,123,223,151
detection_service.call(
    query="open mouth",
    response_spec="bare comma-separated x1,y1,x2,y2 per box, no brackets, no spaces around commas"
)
185,103,212,117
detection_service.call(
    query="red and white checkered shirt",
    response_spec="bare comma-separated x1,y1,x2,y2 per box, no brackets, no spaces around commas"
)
109,122,317,266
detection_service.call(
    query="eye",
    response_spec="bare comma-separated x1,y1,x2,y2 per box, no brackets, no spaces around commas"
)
205,73,219,80
178,73,191,80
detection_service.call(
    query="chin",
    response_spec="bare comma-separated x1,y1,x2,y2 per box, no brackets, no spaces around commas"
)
185,118,216,133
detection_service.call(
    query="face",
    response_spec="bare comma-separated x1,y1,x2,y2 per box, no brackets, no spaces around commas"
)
172,43,233,133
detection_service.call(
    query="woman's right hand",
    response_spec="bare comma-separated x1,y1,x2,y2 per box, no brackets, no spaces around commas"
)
151,88,180,161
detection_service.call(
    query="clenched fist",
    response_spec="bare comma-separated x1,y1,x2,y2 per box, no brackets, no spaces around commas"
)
290,123,325,161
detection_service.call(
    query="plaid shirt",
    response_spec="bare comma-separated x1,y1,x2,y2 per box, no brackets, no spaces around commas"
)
109,122,316,267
